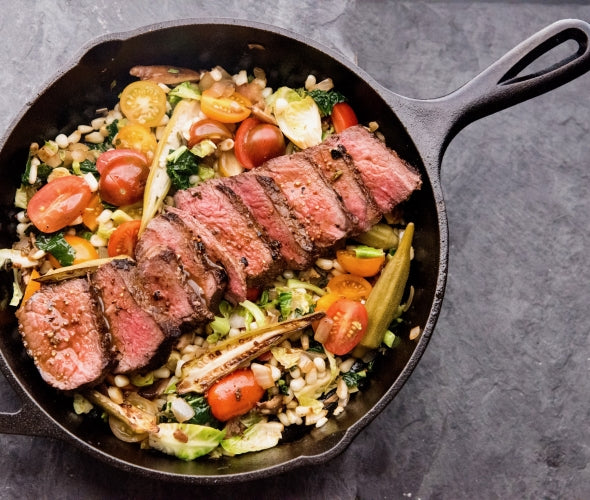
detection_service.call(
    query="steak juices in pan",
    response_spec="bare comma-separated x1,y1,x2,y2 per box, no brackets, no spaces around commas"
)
8,64,420,459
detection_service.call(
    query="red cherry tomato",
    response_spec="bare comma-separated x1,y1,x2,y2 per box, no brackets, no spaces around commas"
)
323,298,368,355
96,149,148,175
187,119,233,148
27,176,92,233
98,152,149,206
234,118,285,169
206,369,265,422
331,102,358,133
107,220,141,258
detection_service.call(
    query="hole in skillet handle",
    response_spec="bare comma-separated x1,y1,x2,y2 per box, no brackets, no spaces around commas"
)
499,26,590,85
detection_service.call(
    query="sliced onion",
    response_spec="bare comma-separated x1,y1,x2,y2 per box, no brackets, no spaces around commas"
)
251,362,275,390
171,396,195,423
314,317,334,344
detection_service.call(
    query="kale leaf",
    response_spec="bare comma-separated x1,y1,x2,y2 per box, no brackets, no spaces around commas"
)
166,147,200,190
307,89,347,116
35,232,75,267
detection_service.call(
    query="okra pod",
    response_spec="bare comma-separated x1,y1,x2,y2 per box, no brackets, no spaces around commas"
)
359,222,414,350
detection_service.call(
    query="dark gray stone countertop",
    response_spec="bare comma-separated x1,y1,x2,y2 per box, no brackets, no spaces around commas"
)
1,2,589,498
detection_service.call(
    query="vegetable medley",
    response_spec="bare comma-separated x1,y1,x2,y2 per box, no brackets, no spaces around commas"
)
5,64,418,460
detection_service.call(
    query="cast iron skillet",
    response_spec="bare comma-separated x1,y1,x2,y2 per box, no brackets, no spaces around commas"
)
0,18,588,483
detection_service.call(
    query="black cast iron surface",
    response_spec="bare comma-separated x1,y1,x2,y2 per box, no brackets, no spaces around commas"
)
1,2,589,498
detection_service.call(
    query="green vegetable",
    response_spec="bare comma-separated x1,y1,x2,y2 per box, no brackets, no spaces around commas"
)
130,372,154,387
160,393,217,427
307,89,346,116
36,233,75,267
9,269,22,306
190,139,216,158
353,246,384,259
267,87,322,149
240,299,267,328
79,159,98,175
277,291,292,319
168,82,201,107
286,278,326,296
72,393,93,415
354,223,399,250
148,423,225,461
359,223,414,350
166,146,200,190
207,315,231,343
14,185,35,209
221,421,283,455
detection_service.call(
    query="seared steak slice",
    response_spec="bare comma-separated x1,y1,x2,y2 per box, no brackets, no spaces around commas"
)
15,277,111,391
333,125,422,213
305,139,381,234
224,173,315,269
174,181,281,285
165,207,250,304
141,212,227,311
258,153,354,249
129,242,213,336
92,259,171,374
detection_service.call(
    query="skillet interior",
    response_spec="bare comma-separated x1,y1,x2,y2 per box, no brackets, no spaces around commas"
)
0,21,442,481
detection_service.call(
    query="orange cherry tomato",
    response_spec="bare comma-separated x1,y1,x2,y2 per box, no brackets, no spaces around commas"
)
98,153,149,206
113,124,158,159
119,80,167,128
206,369,265,422
331,102,358,133
187,118,232,148
326,273,373,301
27,176,92,233
20,269,41,305
234,117,285,169
200,88,252,123
107,220,141,258
323,298,368,355
48,235,99,268
82,193,104,232
315,292,342,312
336,249,385,277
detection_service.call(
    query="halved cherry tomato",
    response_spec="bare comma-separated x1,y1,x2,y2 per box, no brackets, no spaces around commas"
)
82,193,104,232
206,368,265,422
200,88,252,123
323,298,368,355
48,235,99,268
331,102,358,133
246,286,262,302
326,273,373,301
187,118,232,148
234,118,285,169
336,249,385,277
113,124,158,159
27,176,92,233
96,148,148,175
107,220,141,258
119,80,167,128
98,154,149,206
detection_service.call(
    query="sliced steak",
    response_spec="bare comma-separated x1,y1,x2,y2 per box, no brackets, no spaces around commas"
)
129,242,213,336
224,173,315,269
305,139,381,234
165,207,251,304
141,212,227,311
333,125,422,213
92,259,171,374
174,181,281,288
258,153,354,250
15,277,111,391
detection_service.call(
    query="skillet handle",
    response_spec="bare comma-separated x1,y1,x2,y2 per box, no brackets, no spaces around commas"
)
387,19,590,168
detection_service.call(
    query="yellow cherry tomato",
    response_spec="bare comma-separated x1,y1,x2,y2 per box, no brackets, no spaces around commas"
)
200,88,252,123
113,124,158,160
119,80,167,128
